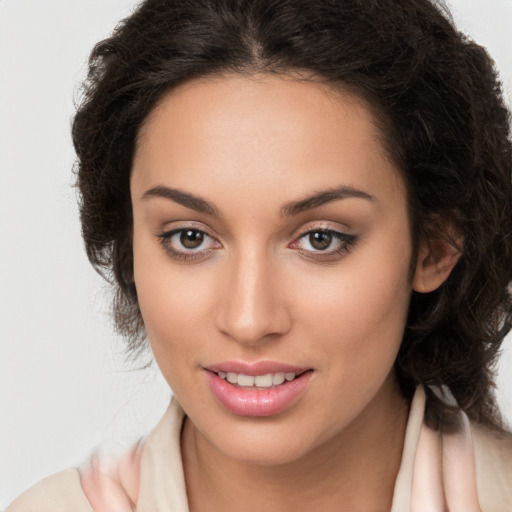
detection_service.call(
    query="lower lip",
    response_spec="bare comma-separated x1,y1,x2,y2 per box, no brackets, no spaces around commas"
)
205,370,313,417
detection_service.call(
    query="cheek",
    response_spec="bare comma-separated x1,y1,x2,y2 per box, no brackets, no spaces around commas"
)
135,269,217,401
291,234,412,373
132,235,216,370
137,271,210,335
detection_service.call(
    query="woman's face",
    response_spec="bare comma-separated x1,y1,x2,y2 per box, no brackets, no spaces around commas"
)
131,74,415,464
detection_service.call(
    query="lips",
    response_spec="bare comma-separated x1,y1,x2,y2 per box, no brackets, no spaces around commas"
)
204,361,313,417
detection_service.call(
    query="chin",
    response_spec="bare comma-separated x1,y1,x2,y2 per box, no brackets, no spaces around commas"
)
215,431,317,467
193,408,331,467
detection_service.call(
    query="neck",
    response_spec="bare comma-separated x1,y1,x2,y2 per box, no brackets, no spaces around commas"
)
181,378,409,512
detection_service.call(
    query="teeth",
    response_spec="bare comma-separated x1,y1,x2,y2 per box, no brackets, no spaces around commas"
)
218,371,298,388
238,374,255,386
272,372,285,385
254,374,273,387
226,372,238,384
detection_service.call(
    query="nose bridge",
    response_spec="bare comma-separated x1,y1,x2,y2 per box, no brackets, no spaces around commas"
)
216,243,289,344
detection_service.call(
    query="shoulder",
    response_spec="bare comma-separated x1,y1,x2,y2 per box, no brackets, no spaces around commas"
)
471,423,512,511
4,401,179,512
6,468,93,512
7,442,143,512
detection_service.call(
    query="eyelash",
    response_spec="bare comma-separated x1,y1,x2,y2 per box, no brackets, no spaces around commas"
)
157,227,358,262
291,229,359,260
158,228,220,261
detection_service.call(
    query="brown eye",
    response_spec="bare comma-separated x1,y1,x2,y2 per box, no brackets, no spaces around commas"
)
309,231,333,250
158,227,220,261
291,228,358,259
180,229,204,249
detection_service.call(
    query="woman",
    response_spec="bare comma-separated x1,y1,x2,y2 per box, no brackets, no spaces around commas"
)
7,0,512,510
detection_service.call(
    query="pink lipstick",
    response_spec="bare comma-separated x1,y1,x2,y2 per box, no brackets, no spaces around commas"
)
204,361,313,417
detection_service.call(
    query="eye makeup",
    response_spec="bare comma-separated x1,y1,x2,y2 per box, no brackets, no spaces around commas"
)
290,228,359,261
158,227,221,261
156,222,359,263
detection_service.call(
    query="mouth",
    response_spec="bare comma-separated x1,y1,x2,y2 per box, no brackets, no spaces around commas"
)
203,363,314,417
213,370,309,389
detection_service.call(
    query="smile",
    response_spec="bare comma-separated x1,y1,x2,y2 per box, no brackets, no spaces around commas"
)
217,371,299,388
204,362,313,417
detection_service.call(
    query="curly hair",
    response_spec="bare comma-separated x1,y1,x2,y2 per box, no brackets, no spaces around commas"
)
72,0,512,430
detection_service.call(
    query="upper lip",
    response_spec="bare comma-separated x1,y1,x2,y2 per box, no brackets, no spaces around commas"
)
204,360,311,376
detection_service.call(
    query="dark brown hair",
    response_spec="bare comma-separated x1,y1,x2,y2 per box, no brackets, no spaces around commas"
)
73,0,512,430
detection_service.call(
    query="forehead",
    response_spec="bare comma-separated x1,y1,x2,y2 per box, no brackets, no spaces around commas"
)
132,73,406,211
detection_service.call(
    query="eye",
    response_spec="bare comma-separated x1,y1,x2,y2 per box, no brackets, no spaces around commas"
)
291,228,358,259
305,231,335,251
158,227,220,261
179,229,206,249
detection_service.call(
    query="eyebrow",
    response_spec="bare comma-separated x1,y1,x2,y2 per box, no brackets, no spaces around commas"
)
280,186,375,216
142,184,375,217
142,185,220,216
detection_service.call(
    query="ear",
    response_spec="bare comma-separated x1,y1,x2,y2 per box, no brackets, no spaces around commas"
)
412,223,463,294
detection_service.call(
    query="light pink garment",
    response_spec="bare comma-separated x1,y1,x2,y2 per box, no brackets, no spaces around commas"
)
411,412,481,512
79,441,143,512
79,389,482,512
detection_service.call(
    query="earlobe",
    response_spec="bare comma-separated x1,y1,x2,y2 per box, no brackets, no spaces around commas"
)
412,232,463,294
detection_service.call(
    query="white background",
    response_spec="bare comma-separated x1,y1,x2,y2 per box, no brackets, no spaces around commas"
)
0,0,511,506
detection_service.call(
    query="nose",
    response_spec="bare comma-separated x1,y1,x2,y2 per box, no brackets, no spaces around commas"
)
215,248,292,345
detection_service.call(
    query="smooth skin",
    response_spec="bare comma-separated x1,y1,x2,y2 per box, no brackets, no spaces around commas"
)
130,74,459,512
